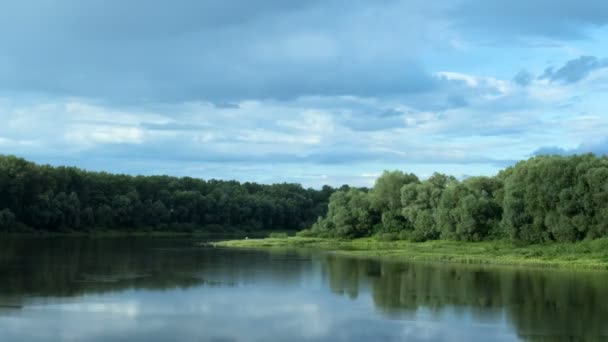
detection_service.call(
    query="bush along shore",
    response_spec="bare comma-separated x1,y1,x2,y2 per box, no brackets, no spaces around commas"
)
214,237,608,270
218,154,608,270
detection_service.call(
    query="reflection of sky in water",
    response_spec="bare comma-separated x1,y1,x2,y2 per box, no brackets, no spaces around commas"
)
1,238,606,341
0,280,518,341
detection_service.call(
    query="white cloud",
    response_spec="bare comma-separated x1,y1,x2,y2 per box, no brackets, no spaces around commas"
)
65,125,145,146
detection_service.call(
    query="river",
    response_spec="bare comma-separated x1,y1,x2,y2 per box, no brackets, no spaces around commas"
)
0,237,606,341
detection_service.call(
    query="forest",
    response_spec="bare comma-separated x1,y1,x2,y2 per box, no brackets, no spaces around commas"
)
0,155,335,233
304,154,608,244
1,154,607,244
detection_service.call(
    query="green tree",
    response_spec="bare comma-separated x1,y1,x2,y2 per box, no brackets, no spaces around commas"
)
0,208,16,232
370,171,419,234
312,189,377,238
80,207,95,228
401,173,456,241
437,177,503,241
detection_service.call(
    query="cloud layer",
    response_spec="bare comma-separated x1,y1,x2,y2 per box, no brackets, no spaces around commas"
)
1,0,608,187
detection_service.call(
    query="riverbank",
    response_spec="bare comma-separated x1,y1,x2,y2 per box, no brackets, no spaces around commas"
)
0,229,295,239
214,237,608,270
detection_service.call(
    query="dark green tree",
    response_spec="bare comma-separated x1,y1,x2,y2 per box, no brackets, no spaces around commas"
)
0,208,16,231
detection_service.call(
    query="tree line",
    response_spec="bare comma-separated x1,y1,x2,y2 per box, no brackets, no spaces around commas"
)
0,155,336,233
304,154,608,243
2,154,606,242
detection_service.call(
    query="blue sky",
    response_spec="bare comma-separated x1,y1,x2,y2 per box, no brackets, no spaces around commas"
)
1,0,608,187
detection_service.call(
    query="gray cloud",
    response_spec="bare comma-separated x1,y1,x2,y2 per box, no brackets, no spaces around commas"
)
2,1,607,104
452,0,608,39
540,56,608,83
513,70,533,86
140,122,211,131
0,0,439,103
313,103,411,132
533,138,608,156
532,146,571,156
43,134,511,167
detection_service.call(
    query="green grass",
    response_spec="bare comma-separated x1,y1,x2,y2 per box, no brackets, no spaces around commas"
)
214,236,608,270
267,232,289,239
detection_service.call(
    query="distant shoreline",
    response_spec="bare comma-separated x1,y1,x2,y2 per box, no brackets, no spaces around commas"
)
0,230,289,239
214,237,608,270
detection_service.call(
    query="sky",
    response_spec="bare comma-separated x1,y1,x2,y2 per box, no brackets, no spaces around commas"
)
1,0,608,188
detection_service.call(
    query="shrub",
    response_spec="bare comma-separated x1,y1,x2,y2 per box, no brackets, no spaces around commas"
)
268,232,288,238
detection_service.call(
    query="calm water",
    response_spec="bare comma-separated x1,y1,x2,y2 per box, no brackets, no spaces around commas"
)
0,237,607,341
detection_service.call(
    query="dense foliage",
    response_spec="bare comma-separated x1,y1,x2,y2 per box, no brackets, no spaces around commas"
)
306,154,608,244
0,155,335,233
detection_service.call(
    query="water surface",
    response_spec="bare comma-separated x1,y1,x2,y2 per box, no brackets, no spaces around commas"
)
0,237,606,341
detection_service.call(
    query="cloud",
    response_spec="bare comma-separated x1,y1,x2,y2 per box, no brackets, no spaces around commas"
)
533,138,608,156
4,1,607,104
513,70,533,87
451,0,608,39
539,56,608,83
65,125,145,146
0,95,523,187
0,0,441,103
1,1,608,187
532,146,570,156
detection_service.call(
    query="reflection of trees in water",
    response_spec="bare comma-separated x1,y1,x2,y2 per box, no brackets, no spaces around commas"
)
323,256,608,341
2,238,607,340
321,255,371,299
0,237,310,303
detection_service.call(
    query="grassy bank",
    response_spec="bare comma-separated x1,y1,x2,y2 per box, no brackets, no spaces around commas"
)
214,237,608,270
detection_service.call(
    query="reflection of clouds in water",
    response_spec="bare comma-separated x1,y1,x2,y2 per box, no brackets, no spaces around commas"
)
399,320,517,342
5,238,585,341
31,301,140,318
401,321,441,341
0,306,141,342
0,276,523,342
244,303,329,338
0,287,338,342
